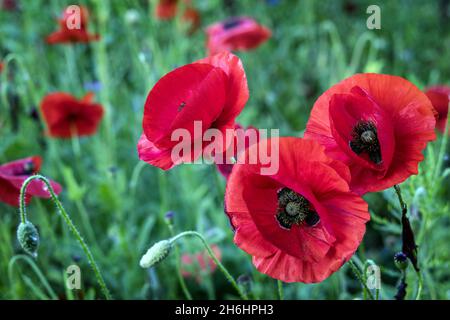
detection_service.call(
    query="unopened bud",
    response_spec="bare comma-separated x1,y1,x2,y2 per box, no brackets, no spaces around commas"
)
139,240,172,268
394,252,408,271
17,221,40,258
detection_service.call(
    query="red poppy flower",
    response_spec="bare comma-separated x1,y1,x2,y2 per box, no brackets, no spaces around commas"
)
216,123,260,179
155,0,200,33
40,92,104,138
0,156,62,207
0,62,3,73
304,74,436,195
181,245,221,282
2,0,18,11
425,85,450,134
225,137,370,283
206,16,271,55
46,6,99,44
138,51,249,170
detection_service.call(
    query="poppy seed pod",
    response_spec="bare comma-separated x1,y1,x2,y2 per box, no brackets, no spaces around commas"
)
17,221,40,258
140,240,172,268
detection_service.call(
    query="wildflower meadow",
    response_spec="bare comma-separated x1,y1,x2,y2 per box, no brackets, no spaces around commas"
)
0,0,449,303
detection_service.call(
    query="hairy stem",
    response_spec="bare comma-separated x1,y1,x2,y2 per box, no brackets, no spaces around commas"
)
171,231,248,300
19,175,112,300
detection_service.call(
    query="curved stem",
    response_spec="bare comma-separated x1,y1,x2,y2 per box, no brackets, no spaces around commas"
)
19,175,112,300
347,259,374,300
415,270,423,300
170,231,249,300
277,280,284,300
8,254,58,300
166,223,193,300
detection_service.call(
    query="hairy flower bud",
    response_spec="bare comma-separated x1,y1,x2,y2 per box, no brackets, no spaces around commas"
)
139,240,172,268
17,221,40,258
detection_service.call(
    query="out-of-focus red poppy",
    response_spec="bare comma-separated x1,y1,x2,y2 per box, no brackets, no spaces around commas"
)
206,16,271,55
215,123,260,179
2,0,18,11
40,92,104,138
155,0,201,33
0,62,4,73
304,74,436,195
0,156,62,207
46,5,99,44
181,245,221,282
425,85,450,134
138,52,248,170
225,138,370,283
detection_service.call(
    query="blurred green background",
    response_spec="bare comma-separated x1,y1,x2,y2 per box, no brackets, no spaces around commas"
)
0,0,449,299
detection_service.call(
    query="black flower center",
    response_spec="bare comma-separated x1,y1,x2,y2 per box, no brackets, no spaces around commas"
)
349,120,382,164
223,18,242,30
22,161,35,175
276,188,320,229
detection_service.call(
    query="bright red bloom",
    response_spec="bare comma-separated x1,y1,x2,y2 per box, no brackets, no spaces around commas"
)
181,245,221,282
225,138,369,283
155,0,201,33
40,92,104,138
46,6,99,44
0,156,62,207
0,62,3,73
305,74,436,195
138,52,249,170
425,85,450,134
206,16,271,55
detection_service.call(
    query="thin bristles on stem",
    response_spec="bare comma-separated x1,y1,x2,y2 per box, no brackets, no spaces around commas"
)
19,175,112,300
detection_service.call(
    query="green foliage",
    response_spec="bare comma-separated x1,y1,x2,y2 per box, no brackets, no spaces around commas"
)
0,0,449,300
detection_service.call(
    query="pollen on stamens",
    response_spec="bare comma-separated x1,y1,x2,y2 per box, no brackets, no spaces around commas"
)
349,120,382,164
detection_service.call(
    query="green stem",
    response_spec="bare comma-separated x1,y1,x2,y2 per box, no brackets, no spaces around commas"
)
415,270,423,300
347,259,374,300
166,223,193,300
19,175,112,300
170,231,249,300
277,280,284,300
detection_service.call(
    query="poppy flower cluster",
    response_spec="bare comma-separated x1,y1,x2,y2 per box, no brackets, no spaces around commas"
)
46,5,99,44
138,60,437,283
0,156,61,207
206,17,271,55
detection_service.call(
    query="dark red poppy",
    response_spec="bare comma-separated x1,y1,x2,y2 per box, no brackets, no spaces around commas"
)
225,137,370,283
2,0,18,11
304,74,436,195
425,85,450,134
138,51,248,170
46,6,99,44
0,61,3,73
0,156,62,207
216,123,260,179
155,0,201,33
40,92,104,138
181,245,221,282
206,16,271,55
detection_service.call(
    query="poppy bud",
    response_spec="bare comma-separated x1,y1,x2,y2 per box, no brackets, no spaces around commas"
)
139,240,172,268
394,252,408,271
17,221,40,258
